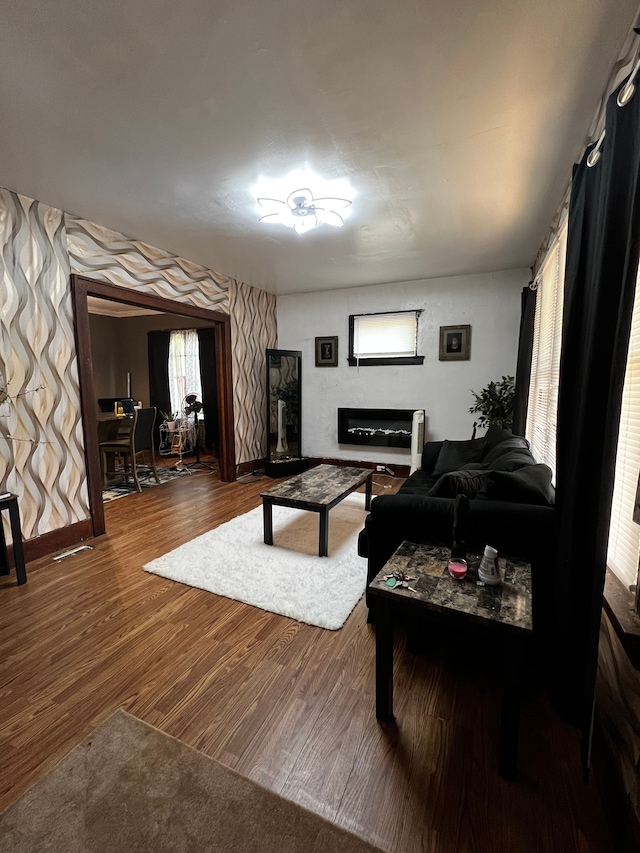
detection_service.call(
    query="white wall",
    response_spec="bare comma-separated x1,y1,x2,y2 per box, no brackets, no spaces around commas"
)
276,269,529,466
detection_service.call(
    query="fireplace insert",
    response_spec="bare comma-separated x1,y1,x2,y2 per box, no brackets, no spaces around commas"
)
337,408,423,448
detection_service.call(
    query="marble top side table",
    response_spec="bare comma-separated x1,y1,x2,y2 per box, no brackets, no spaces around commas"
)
368,540,532,779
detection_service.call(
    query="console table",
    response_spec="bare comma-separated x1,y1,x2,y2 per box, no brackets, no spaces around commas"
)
368,540,532,779
0,493,27,585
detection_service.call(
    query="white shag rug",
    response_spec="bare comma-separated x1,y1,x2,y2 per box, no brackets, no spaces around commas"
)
143,493,369,630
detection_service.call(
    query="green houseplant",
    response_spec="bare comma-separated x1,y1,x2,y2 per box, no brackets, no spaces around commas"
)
469,375,515,430
160,411,179,430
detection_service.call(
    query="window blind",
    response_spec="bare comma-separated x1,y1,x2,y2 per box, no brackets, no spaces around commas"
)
526,224,567,477
607,265,640,590
352,312,419,359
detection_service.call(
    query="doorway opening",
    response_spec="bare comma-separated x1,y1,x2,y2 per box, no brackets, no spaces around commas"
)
72,275,236,537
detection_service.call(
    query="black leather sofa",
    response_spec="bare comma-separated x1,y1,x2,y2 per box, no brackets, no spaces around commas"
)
358,425,556,618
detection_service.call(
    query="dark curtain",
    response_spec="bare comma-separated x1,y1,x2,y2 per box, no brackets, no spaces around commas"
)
512,285,537,436
551,80,640,760
147,331,171,446
198,327,220,457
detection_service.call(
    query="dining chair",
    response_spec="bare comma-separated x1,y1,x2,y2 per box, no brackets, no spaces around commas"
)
98,417,126,482
100,407,159,492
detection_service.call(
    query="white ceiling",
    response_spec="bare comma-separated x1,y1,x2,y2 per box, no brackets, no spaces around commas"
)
1,1,638,295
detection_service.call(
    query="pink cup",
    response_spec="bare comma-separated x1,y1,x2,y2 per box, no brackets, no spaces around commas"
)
448,558,467,580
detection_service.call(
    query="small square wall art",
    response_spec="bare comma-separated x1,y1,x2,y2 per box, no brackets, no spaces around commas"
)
439,325,471,361
315,336,338,367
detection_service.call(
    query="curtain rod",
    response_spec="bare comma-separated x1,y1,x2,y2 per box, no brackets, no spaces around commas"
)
532,22,640,276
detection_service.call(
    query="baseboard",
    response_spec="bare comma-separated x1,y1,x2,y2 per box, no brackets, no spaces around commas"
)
309,457,410,478
22,518,96,565
236,458,266,477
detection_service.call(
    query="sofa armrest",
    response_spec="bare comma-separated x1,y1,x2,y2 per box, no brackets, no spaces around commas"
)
362,493,555,586
465,499,555,562
421,441,444,473
363,494,456,584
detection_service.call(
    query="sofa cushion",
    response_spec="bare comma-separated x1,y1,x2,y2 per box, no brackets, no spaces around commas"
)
433,437,485,475
481,425,519,457
479,464,555,506
482,436,532,467
421,441,444,473
400,469,439,494
489,451,538,473
428,469,486,499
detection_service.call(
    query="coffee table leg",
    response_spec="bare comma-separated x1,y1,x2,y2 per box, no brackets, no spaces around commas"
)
365,473,372,511
319,508,329,557
263,499,273,546
375,598,394,722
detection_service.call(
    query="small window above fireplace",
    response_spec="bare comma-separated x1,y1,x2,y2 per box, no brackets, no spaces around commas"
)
348,310,424,366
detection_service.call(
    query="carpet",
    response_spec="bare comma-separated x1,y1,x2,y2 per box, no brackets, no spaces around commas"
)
143,493,368,629
102,464,197,502
0,709,385,853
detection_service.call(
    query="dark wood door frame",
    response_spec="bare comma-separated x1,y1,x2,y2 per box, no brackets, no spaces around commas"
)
71,274,236,537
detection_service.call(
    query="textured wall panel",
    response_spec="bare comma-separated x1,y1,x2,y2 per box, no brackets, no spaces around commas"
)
68,215,276,468
1,191,275,545
230,280,277,464
66,216,230,313
0,190,90,540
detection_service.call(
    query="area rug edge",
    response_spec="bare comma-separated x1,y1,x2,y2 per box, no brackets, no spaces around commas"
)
0,708,388,853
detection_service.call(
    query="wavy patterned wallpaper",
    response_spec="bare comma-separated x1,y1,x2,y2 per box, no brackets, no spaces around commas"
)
67,216,276,465
230,279,277,462
0,189,90,540
1,191,275,543
66,216,231,312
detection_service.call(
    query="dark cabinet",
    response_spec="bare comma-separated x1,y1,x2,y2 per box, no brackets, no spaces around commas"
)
265,349,308,478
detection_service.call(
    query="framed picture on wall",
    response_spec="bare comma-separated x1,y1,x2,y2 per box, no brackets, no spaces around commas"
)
439,325,471,361
315,336,338,367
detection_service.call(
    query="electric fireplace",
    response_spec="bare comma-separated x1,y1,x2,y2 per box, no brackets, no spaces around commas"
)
337,408,423,449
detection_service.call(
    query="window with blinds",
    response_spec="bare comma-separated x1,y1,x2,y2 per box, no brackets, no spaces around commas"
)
525,224,567,477
607,266,640,590
348,311,424,366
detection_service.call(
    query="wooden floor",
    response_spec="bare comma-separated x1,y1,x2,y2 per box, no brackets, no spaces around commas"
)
0,470,612,852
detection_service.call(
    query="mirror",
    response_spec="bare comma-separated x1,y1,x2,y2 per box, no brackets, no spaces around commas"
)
266,349,302,463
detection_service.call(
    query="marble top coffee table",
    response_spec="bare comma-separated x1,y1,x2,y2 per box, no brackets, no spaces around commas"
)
368,540,532,779
260,464,372,557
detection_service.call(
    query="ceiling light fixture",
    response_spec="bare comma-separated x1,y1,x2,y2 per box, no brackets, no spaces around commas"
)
257,188,351,234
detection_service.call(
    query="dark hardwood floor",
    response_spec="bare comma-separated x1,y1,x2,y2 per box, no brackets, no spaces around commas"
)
0,469,612,852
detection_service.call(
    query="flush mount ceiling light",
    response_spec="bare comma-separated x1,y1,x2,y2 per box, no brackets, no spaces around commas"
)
257,188,352,234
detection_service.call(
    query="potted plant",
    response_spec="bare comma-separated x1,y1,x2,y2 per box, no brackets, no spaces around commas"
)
161,411,178,431
469,375,515,431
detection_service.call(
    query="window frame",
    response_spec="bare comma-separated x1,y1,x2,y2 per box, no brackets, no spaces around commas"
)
168,328,203,417
347,310,424,367
525,221,567,478
607,263,640,591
